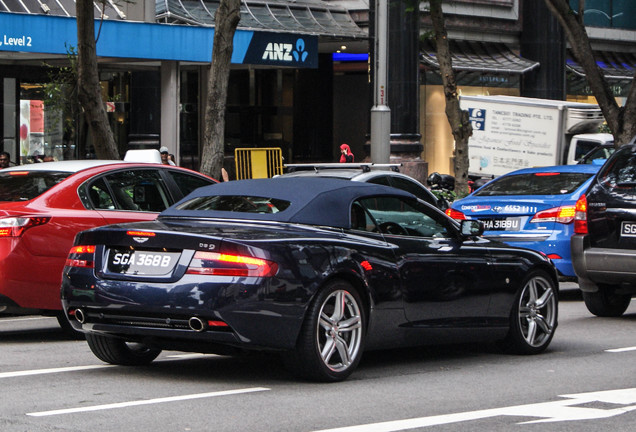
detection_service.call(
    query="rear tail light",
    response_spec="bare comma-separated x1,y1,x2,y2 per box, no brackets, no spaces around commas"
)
573,194,588,234
445,208,466,220
530,206,576,224
127,230,156,237
186,251,278,277
0,216,50,237
65,245,96,268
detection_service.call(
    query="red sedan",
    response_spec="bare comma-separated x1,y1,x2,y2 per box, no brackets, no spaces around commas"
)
0,160,216,330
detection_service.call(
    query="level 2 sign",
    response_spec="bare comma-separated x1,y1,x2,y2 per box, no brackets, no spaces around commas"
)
0,34,33,47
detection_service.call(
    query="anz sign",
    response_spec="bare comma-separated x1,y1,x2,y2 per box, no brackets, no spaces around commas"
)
245,34,318,68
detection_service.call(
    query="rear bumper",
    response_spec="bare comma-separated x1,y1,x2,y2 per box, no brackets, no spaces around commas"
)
62,303,303,352
571,235,636,292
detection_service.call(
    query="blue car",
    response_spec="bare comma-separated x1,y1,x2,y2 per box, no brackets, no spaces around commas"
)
448,164,602,279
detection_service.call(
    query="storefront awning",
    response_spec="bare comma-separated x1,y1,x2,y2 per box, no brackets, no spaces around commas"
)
420,40,539,74
567,50,636,80
0,0,125,19
156,0,367,39
0,12,319,67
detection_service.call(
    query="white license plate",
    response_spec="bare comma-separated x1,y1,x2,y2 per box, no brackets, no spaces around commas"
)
108,250,180,275
621,221,636,237
482,217,521,231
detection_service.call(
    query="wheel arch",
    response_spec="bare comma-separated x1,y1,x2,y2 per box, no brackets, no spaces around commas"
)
300,270,372,338
532,262,559,291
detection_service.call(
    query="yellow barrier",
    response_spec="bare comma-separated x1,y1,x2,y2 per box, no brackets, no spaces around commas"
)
234,147,284,179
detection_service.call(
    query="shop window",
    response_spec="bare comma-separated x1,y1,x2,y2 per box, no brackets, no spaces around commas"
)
19,84,65,163
571,0,636,30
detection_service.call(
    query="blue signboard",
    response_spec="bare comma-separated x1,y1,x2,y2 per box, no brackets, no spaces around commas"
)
468,108,486,131
243,33,318,68
0,12,317,67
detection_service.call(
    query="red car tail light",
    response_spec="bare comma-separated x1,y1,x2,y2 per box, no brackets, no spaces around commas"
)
445,208,466,220
0,216,50,237
530,206,576,224
186,251,278,277
127,230,156,237
65,245,96,268
573,194,588,234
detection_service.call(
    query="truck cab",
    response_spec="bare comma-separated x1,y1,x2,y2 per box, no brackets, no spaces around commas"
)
566,133,614,165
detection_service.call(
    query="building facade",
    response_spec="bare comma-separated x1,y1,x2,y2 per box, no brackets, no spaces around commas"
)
1,0,634,179
0,0,365,174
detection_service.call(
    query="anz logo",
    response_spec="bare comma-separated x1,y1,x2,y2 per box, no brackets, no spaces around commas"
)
262,39,309,63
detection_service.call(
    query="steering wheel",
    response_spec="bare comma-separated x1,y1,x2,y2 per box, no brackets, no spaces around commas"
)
379,222,408,235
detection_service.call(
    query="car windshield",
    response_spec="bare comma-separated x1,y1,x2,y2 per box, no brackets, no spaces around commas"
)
0,171,72,201
176,195,291,213
473,172,594,196
579,146,615,164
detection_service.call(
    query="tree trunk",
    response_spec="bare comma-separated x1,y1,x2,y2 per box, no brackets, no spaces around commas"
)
199,0,241,180
76,0,119,159
544,0,636,146
429,0,472,196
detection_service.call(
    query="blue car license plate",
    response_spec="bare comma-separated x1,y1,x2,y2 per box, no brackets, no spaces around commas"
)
481,217,521,231
107,249,180,275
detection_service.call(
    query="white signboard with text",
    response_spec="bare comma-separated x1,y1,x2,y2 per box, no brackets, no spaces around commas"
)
461,97,561,177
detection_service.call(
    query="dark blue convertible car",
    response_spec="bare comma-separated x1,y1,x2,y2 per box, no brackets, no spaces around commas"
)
61,178,558,381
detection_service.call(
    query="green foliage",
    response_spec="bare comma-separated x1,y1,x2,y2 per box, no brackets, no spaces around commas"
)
431,188,457,203
598,123,611,133
42,44,79,139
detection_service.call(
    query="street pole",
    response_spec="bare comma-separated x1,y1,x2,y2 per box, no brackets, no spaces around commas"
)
370,0,391,164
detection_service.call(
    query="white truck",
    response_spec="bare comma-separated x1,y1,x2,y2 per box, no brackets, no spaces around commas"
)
460,95,613,178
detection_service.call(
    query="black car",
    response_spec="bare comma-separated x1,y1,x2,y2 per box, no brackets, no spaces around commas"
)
62,178,558,382
572,141,636,316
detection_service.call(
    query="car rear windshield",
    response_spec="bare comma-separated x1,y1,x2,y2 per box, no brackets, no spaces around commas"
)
176,195,291,213
0,171,72,201
474,172,594,196
598,148,636,191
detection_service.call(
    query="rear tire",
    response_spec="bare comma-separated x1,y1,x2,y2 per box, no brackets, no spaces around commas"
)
582,287,631,317
285,280,365,382
56,312,84,340
85,334,161,365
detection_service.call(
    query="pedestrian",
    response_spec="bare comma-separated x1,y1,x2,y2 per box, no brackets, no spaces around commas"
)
339,143,354,163
160,146,176,166
0,152,10,169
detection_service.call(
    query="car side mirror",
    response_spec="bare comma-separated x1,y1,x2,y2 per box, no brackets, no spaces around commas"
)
460,220,484,238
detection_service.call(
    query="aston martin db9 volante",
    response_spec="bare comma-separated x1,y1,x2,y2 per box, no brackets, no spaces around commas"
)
62,178,558,381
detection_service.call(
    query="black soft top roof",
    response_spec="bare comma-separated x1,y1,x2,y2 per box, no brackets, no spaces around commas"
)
160,177,415,229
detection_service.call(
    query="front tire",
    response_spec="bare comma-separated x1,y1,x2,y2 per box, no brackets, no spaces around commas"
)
85,334,161,365
582,286,631,317
501,271,558,354
285,280,365,382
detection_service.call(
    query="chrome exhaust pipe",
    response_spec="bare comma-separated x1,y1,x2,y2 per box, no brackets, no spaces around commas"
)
74,308,86,324
188,317,206,332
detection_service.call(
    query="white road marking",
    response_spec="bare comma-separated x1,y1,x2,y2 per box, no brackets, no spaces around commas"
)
1,354,217,379
165,353,213,359
0,316,55,323
606,346,636,353
27,387,270,417
0,365,114,379
313,388,636,432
